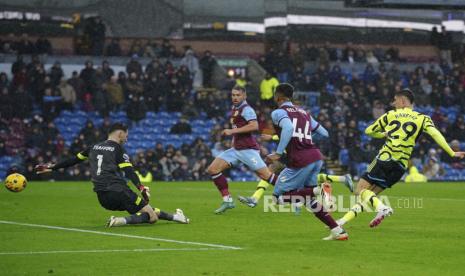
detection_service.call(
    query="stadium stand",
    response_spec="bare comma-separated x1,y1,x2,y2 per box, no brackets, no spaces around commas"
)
0,34,464,182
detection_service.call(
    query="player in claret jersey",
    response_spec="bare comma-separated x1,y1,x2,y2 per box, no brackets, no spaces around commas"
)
238,132,354,208
207,85,279,214
266,83,348,241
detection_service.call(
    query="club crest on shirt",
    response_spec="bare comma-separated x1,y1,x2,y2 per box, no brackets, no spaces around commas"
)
234,111,239,117
123,153,130,162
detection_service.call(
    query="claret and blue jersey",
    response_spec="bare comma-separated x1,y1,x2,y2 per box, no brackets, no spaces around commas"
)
272,101,329,196
218,100,266,171
271,101,327,168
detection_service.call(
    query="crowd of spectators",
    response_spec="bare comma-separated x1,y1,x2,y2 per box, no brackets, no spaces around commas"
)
0,45,220,121
254,40,465,179
259,42,401,84
0,40,224,180
8,116,213,181
1,35,465,181
0,33,52,55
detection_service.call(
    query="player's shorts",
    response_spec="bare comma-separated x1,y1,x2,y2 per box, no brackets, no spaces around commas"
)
361,158,406,189
96,188,147,214
273,160,323,197
218,148,267,171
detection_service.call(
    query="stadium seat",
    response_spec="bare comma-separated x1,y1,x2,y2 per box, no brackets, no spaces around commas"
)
0,170,6,180
193,120,206,127
146,112,156,118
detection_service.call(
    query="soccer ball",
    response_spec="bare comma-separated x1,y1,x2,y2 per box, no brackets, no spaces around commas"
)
4,173,27,192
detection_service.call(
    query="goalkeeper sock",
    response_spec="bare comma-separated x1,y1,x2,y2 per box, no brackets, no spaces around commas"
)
125,212,150,224
252,180,270,201
154,208,174,221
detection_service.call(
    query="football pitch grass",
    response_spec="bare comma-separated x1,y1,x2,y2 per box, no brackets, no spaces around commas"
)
1,181,465,275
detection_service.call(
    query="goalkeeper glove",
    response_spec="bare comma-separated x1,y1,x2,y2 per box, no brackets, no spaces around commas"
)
35,163,54,174
139,185,151,202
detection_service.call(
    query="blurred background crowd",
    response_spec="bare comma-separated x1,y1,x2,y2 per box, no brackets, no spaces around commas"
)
1,0,465,182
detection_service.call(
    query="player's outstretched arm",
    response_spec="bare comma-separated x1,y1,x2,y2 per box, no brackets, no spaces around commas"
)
425,126,465,158
35,152,88,174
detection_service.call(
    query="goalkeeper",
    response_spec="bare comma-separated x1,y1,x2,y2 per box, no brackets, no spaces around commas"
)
35,122,189,227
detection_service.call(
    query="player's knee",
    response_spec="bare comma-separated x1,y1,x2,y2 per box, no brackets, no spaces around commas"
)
141,205,158,223
355,179,370,195
256,169,271,180
147,209,158,223
354,186,365,196
149,213,158,224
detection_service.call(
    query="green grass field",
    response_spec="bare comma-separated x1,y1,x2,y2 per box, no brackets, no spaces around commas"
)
1,180,465,275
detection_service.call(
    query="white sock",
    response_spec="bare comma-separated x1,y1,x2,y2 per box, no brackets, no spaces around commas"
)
331,225,344,234
223,195,233,202
313,186,321,195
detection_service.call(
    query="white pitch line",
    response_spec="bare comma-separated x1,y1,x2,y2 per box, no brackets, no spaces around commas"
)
0,248,225,255
0,220,242,250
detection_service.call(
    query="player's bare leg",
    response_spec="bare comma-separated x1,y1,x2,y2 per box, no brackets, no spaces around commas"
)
207,157,235,214
238,166,278,208
107,204,158,227
337,179,393,227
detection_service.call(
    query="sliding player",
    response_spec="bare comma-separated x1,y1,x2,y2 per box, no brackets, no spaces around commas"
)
35,123,189,227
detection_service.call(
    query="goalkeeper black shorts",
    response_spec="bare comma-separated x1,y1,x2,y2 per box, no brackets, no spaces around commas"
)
96,188,147,214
